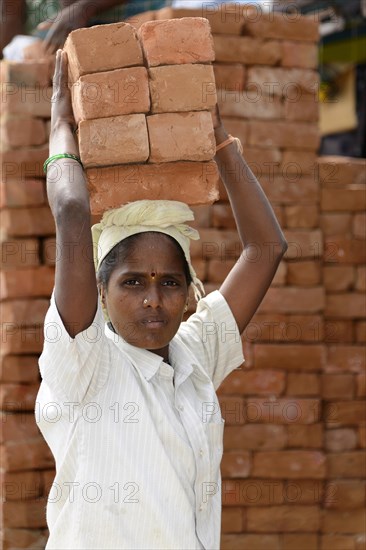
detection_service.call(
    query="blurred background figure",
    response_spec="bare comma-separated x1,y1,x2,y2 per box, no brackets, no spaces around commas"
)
0,0,168,57
274,0,366,158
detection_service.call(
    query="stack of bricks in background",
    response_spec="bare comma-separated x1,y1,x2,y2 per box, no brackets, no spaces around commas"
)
64,19,219,215
0,60,55,547
0,5,365,549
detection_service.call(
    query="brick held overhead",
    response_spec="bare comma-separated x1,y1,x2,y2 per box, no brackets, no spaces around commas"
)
86,161,219,215
64,22,144,83
71,67,150,123
78,114,150,168
138,17,215,67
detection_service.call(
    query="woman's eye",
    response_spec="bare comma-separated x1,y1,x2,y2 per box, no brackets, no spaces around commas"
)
124,279,141,286
162,280,178,286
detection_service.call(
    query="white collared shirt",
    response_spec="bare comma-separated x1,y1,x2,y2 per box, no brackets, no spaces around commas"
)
36,290,244,550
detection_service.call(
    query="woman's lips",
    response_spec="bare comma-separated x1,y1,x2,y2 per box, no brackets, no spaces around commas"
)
141,318,166,329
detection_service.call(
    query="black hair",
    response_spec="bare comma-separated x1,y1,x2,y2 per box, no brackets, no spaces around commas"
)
97,232,193,289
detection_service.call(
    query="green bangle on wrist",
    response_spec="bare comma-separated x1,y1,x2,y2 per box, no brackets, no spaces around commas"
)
43,153,83,173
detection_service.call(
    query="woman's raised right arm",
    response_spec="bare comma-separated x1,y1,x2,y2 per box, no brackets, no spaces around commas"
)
47,50,98,337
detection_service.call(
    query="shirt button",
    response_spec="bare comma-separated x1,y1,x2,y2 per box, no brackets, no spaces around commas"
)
199,449,203,456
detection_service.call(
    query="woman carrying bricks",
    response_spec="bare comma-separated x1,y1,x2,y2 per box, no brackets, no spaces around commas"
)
36,49,287,549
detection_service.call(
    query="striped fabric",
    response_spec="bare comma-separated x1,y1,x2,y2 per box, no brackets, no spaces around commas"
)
36,290,244,549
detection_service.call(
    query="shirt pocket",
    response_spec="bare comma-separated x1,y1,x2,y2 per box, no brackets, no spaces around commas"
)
205,418,225,482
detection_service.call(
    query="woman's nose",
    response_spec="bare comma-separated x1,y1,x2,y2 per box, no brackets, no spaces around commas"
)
143,284,161,308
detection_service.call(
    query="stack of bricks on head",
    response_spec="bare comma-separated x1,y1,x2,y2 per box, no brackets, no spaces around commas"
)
64,17,220,216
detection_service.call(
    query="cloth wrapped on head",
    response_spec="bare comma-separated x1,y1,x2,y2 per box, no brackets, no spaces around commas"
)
91,200,205,301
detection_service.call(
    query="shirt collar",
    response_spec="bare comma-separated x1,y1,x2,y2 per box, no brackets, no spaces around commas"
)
105,323,163,381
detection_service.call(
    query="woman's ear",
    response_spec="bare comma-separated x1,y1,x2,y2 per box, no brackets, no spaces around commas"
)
99,284,106,304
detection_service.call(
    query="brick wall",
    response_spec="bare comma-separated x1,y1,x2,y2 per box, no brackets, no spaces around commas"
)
1,7,365,549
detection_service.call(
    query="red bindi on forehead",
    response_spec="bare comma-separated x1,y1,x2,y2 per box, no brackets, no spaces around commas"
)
151,272,156,279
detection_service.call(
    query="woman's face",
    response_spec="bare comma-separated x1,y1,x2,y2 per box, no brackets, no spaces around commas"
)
101,233,189,362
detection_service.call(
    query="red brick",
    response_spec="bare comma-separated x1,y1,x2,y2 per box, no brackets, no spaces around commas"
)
155,5,247,35
221,369,286,396
211,204,235,230
322,187,366,212
213,64,246,92
247,505,320,531
327,452,366,478
326,294,366,319
283,534,319,550
214,35,281,65
221,534,280,550
224,424,286,451
0,323,43,354
246,398,320,425
190,205,211,229
287,424,323,448
321,534,358,550
0,238,39,269
149,64,216,114
356,373,366,398
1,528,47,550
1,437,53,471
0,355,39,384
285,93,319,122
147,111,215,163
253,451,326,479
1,145,49,178
78,114,149,167
87,161,219,214
0,470,42,500
218,89,284,120
72,67,150,123
191,228,241,260
243,12,319,42
325,401,366,427
0,60,50,87
325,429,358,452
317,156,366,187
284,480,323,505
287,261,321,286
0,178,45,208
1,115,46,149
221,507,243,533
322,374,355,400
359,425,366,448
0,383,38,411
0,266,54,300
321,213,352,237
323,266,355,292
222,479,284,506
241,147,282,178
1,83,52,117
2,498,47,528
221,118,248,145
287,373,320,396
284,229,322,259
207,259,235,283
139,18,214,67
259,287,325,314
248,120,320,150
353,212,365,239
1,206,54,237
221,451,251,478
325,319,354,344
326,346,365,373
285,205,319,228
254,343,326,371
0,299,49,326
261,175,319,205
356,321,366,343
322,509,366,534
356,266,366,292
0,412,39,444
64,23,143,83
248,313,324,343
326,480,366,509
247,67,319,96
281,150,317,176
281,41,318,69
